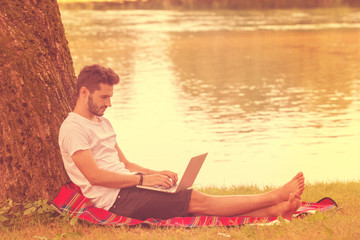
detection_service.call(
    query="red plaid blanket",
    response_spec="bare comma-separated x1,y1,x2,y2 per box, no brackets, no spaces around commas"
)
51,182,338,227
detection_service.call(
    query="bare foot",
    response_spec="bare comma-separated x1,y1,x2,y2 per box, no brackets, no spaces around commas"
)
279,193,302,220
272,172,305,203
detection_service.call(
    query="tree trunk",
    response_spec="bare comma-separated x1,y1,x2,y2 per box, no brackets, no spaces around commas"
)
0,0,76,202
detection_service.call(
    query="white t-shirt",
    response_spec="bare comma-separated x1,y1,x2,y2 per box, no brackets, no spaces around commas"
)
58,112,131,210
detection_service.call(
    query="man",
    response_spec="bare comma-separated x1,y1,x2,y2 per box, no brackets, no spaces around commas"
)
59,64,305,221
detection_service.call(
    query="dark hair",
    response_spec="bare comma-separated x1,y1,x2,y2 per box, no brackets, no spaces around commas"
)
77,64,120,95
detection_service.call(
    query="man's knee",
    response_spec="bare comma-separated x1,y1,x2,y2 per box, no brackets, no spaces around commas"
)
187,190,212,215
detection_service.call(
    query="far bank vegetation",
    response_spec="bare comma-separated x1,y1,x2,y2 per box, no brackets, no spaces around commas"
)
58,0,360,10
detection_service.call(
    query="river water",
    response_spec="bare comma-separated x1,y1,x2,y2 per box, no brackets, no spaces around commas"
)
60,8,360,188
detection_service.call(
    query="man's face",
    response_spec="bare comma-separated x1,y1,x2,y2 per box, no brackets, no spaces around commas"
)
87,83,113,116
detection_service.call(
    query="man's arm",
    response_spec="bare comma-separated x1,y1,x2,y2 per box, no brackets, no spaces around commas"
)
72,148,176,188
115,143,178,185
72,149,140,188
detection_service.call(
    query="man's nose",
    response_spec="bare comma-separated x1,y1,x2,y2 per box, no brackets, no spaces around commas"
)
106,99,112,107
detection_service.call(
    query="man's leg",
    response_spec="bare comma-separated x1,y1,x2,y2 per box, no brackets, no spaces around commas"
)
237,193,301,219
187,172,304,217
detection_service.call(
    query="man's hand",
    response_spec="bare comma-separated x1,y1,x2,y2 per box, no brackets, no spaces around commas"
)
158,170,178,185
142,171,178,188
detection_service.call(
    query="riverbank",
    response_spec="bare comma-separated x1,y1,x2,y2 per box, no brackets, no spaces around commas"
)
1,181,359,239
57,0,360,10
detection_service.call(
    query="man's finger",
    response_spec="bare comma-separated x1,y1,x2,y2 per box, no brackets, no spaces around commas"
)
159,178,171,188
168,172,178,182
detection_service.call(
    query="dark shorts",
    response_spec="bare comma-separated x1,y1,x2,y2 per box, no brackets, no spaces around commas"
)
108,187,193,220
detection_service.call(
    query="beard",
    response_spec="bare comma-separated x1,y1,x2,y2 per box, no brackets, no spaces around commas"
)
88,95,107,116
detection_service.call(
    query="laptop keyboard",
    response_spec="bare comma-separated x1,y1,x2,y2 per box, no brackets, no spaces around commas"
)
154,185,177,190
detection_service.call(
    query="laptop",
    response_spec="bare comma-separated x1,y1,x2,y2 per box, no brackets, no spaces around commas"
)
136,153,208,193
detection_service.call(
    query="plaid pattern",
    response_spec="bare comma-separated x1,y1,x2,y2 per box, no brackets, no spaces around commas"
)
51,182,338,227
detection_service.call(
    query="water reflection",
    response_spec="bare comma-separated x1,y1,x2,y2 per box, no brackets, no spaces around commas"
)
61,9,360,187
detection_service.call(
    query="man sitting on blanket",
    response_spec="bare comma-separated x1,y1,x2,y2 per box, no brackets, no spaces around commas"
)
59,64,305,221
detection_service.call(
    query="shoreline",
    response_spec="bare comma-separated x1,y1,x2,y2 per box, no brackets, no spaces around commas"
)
57,0,360,10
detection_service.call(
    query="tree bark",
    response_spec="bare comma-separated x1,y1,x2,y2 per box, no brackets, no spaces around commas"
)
0,0,76,202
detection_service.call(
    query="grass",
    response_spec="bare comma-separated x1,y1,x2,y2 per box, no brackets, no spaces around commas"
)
1,181,359,240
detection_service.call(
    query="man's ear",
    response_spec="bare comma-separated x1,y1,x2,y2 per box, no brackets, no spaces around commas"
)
79,86,89,97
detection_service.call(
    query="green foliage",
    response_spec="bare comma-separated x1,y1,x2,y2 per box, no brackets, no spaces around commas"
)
23,199,53,216
0,198,85,239
0,199,22,227
0,198,77,229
